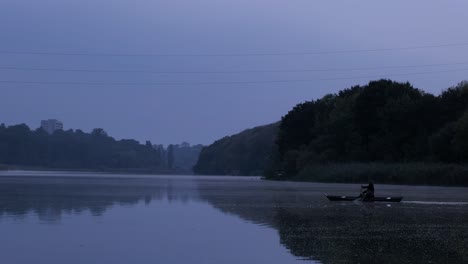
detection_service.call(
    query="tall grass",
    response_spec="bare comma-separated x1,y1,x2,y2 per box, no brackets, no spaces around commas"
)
289,162,468,186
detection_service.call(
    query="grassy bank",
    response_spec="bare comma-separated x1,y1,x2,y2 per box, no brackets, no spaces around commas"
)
272,163,468,187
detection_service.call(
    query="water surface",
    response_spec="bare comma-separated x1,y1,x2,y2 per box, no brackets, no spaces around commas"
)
1,171,467,263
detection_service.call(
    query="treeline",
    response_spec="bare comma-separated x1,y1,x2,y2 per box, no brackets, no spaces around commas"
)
0,125,167,172
192,79,468,185
265,79,468,185
193,123,279,175
154,142,203,173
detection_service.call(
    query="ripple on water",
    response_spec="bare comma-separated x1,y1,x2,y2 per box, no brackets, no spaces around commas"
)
403,201,468,206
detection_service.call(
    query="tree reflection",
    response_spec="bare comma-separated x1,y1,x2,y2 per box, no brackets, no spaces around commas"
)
1,176,467,263
274,205,468,263
0,176,199,221
198,184,468,264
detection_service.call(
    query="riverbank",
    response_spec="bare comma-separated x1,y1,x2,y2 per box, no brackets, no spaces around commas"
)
266,162,468,187
0,165,192,175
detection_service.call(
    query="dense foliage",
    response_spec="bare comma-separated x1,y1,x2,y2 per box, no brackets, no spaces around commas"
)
0,125,167,171
266,79,468,182
193,123,279,175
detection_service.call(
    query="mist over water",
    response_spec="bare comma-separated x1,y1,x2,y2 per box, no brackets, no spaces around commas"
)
1,172,467,264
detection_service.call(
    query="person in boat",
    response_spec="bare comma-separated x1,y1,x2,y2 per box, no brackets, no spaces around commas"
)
360,182,375,199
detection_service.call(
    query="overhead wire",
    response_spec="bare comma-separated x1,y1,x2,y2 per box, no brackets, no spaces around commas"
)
1,61,468,74
1,42,467,86
0,68,467,86
0,43,467,57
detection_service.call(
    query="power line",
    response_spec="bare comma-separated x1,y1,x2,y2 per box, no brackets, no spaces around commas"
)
0,43,467,57
0,68,467,86
1,62,468,74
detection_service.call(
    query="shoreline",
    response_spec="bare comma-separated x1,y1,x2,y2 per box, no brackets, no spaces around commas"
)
264,162,468,187
3,163,468,187
0,165,192,175
263,177,468,188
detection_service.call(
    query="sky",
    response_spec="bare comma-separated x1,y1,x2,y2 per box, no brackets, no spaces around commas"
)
1,0,468,145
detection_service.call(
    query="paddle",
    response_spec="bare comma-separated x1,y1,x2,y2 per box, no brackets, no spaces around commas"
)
359,185,367,201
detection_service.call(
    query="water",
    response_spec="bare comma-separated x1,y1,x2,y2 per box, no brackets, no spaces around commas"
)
1,171,467,264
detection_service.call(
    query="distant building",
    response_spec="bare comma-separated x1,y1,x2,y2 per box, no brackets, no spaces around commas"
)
40,119,63,134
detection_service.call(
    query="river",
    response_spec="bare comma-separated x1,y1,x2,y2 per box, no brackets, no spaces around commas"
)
1,171,467,263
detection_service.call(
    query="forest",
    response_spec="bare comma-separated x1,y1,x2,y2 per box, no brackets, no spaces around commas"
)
193,123,279,175
0,125,167,172
264,79,468,185
194,79,468,185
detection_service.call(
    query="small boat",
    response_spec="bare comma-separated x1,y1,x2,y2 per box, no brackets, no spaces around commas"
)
325,194,403,202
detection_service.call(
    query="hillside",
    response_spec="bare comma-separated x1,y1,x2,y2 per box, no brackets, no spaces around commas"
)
193,123,279,176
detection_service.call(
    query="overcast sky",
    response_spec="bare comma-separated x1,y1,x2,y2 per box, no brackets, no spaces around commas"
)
1,0,468,145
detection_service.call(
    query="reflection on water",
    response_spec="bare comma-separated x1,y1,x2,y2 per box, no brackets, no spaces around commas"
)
0,174,199,220
1,172,468,264
276,205,468,263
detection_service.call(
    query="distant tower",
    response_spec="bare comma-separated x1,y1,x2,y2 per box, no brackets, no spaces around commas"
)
40,119,63,134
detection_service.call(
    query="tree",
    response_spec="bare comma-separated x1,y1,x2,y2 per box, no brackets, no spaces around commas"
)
452,111,468,161
167,144,174,169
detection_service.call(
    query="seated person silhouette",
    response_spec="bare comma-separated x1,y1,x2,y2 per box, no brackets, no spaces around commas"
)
360,182,375,200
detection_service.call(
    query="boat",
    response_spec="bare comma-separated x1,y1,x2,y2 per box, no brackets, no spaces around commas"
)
325,194,403,202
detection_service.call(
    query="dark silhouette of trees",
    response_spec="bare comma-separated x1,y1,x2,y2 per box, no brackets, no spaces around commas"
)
191,79,468,183
167,144,174,169
170,143,203,173
0,125,166,171
264,79,468,182
193,123,279,175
